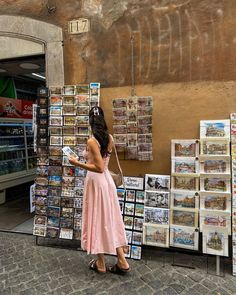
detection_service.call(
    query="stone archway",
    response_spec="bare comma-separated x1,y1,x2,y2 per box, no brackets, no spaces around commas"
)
0,15,64,86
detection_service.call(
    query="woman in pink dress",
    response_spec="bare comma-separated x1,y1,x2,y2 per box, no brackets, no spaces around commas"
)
69,106,130,274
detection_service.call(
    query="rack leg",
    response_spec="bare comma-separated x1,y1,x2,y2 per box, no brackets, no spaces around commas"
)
216,256,220,276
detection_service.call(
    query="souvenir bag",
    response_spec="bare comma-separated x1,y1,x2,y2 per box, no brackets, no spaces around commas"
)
109,136,124,187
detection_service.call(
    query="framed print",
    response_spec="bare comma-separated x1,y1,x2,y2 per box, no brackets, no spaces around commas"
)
63,126,75,135
200,175,231,193
112,98,127,109
200,138,230,156
49,116,63,126
76,95,90,106
49,156,62,166
171,140,199,157
61,197,74,208
170,209,198,227
61,188,74,197
35,177,48,186
35,196,47,207
200,120,230,139
145,191,169,208
50,86,62,95
46,227,59,239
200,210,231,233
61,207,74,218
47,196,60,207
171,190,199,210
145,174,170,192
63,166,75,177
136,191,145,203
48,186,61,197
171,157,199,175
127,134,137,147
64,116,76,126
77,106,90,116
130,245,142,260
48,166,62,176
33,225,46,237
124,203,135,215
199,156,230,174
59,228,73,240
170,225,199,250
49,146,62,156
77,116,89,126
37,166,48,177
75,85,89,95
132,231,143,245
202,225,229,256
133,218,144,231
50,106,62,116
144,208,169,225
124,216,133,230
200,192,231,211
63,85,75,96
77,127,89,136
62,176,75,187
47,206,60,217
143,223,169,248
48,176,62,186
135,204,144,217
117,188,126,201
171,176,199,191
49,127,62,136
63,106,76,115
47,216,60,227
126,190,135,202
34,215,47,226
137,96,152,109
50,136,62,146
63,136,76,146
50,96,62,106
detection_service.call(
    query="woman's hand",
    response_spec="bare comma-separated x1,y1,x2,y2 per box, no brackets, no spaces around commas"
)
68,156,79,166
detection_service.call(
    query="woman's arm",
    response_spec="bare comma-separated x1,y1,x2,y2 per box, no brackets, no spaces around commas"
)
68,138,104,173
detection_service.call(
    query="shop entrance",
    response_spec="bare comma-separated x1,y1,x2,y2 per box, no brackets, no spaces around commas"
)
0,15,64,234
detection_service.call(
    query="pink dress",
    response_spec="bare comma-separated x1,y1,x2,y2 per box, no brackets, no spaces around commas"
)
81,138,127,255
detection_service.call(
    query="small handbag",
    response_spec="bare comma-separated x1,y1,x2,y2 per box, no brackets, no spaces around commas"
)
109,136,124,187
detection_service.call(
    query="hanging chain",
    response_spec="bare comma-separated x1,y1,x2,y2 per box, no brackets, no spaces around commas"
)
130,34,136,97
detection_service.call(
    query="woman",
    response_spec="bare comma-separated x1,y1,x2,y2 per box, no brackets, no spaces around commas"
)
69,106,130,274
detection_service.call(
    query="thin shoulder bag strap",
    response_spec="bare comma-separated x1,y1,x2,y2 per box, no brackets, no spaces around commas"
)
110,135,125,189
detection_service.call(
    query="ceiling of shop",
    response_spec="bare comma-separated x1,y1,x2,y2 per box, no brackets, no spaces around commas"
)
0,54,45,81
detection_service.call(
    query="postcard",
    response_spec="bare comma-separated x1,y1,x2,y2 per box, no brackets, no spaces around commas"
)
34,215,47,226
200,176,230,193
74,229,81,240
48,175,62,186
124,216,133,230
137,107,152,116
137,116,152,126
138,152,153,161
77,106,90,116
47,196,60,207
199,156,230,174
138,143,152,153
35,205,47,216
60,217,73,228
59,228,73,240
126,190,135,202
144,208,169,225
127,134,137,147
135,204,144,217
113,134,127,144
145,191,169,208
37,137,48,146
171,140,199,157
200,139,230,156
137,96,152,109
124,203,135,215
35,177,48,186
137,134,152,144
172,176,199,191
138,124,152,134
132,231,143,245
171,190,199,210
127,97,137,110
33,225,46,237
126,147,138,160
133,218,144,231
63,166,75,177
35,185,48,197
63,136,76,146
63,85,75,96
61,197,74,208
47,206,60,217
37,147,48,155
49,146,62,156
50,136,62,146
50,96,62,106
75,177,85,187
62,176,75,187
74,197,83,208
49,156,62,166
143,223,169,248
64,116,76,126
130,245,142,260
77,127,89,136
49,116,63,126
170,225,198,250
200,210,231,233
76,95,90,106
50,86,62,95
49,127,62,136
61,188,74,197
38,117,48,126
74,208,82,219
62,156,73,166
112,99,127,108
76,85,89,95
200,120,230,139
38,107,48,116
117,188,125,201
74,187,84,197
125,230,133,244
90,82,100,96
50,106,62,116
136,191,145,203
38,127,48,137
37,97,48,107
127,122,137,134
48,166,62,176
35,196,47,206
47,216,60,227
145,174,170,191
63,126,75,135
113,108,127,117
127,110,137,122
172,157,199,175
171,209,198,227
61,207,74,219
74,218,82,229
62,105,75,116
202,225,228,256
77,116,89,126
48,186,61,197
75,167,86,177
200,192,231,211
113,117,127,126
46,227,59,238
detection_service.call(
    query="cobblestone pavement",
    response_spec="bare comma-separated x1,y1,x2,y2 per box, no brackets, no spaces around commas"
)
0,232,236,295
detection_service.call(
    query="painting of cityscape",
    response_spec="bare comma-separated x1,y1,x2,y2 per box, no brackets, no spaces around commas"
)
171,140,198,157
200,210,231,233
202,226,228,256
144,208,169,225
170,226,199,250
145,191,169,208
143,224,169,247
200,120,230,139
200,193,230,211
200,158,229,174
171,209,198,227
200,139,229,156
201,177,229,192
172,158,198,174
172,176,198,191
145,174,170,192
171,191,198,210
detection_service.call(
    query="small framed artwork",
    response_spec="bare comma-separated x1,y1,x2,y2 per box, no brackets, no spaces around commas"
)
75,177,85,188
202,225,229,256
112,98,127,109
171,157,199,175
47,216,60,227
62,176,75,187
170,225,199,250
126,190,135,202
46,227,60,239
130,245,142,260
135,204,144,217
171,176,199,191
63,126,75,135
77,106,90,116
33,225,46,237
145,174,170,192
75,85,89,95
170,209,198,227
144,208,169,225
63,136,76,146
63,85,75,96
77,116,89,126
61,188,74,197
199,156,230,174
143,223,169,248
124,216,133,230
37,97,48,107
48,166,62,176
76,95,90,106
50,136,62,146
49,86,62,95
48,176,62,186
133,217,144,231
48,186,61,197
145,191,169,209
63,106,76,115
171,190,199,210
132,231,143,245
90,82,100,96
200,192,231,211
171,140,199,157
34,215,47,226
50,96,62,106
49,146,62,156
200,120,230,139
200,175,231,193
76,136,89,145
200,138,230,156
49,116,63,126
61,197,74,208
136,191,145,203
77,127,89,136
50,106,62,116
113,125,127,134
117,188,125,201
64,116,76,126
200,210,231,233
47,206,60,217
49,127,62,136
124,203,135,215
59,228,73,240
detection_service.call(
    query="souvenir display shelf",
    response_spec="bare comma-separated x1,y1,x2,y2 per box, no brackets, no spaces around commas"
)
0,118,36,201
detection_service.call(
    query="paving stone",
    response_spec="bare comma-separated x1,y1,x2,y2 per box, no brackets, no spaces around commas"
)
202,279,217,290
138,284,154,295
194,284,210,294
211,287,232,295
162,287,178,295
188,272,203,283
169,284,185,294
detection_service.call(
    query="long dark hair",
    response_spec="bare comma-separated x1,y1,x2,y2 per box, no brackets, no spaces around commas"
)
89,106,109,157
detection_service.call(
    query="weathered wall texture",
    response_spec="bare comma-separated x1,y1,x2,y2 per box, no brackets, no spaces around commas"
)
1,0,236,175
